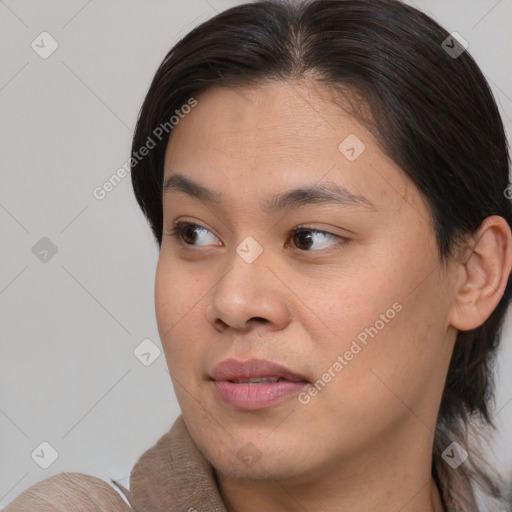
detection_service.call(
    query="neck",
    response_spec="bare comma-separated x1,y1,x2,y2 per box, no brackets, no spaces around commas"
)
216,422,446,512
218,470,445,512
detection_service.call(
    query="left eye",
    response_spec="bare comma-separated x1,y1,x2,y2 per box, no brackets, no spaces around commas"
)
287,226,342,251
166,221,344,252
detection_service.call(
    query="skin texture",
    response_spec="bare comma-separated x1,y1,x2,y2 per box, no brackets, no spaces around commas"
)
155,80,512,512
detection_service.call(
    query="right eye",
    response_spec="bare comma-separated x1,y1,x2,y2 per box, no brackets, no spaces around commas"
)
165,221,221,247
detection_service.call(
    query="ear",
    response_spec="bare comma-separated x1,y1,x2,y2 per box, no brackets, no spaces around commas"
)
449,215,512,331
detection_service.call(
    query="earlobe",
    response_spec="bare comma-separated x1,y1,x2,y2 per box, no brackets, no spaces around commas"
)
449,215,512,332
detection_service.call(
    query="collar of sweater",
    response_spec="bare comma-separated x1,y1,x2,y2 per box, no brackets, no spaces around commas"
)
128,415,227,512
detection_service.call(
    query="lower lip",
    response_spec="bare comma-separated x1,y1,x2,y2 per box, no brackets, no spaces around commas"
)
212,380,308,410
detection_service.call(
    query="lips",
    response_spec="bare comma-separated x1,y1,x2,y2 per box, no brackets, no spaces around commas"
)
210,358,310,410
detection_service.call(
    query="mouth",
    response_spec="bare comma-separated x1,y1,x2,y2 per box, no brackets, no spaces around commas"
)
228,377,292,384
210,358,310,410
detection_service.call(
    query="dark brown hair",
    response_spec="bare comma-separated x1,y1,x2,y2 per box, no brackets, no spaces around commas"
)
130,0,512,509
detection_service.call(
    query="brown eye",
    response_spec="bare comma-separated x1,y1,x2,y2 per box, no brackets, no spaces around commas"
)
291,230,314,250
166,222,219,246
181,224,199,244
288,227,345,252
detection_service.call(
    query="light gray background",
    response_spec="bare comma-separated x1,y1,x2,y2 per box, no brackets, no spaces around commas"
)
1,0,511,507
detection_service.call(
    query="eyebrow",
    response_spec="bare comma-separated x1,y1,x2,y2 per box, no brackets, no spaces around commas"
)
163,173,375,213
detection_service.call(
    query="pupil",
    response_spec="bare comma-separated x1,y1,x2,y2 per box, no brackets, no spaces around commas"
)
295,231,312,250
183,226,197,244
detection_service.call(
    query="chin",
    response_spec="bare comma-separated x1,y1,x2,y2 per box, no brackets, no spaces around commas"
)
179,399,333,481
211,450,307,482
196,428,313,482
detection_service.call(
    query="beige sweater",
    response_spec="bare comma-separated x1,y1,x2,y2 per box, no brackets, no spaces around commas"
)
4,415,227,511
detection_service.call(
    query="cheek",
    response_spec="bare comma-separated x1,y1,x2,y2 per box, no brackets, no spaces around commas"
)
307,246,447,410
154,258,202,365
333,284,448,417
303,265,401,356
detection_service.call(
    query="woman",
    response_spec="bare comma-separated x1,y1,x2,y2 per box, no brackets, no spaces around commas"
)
5,0,512,510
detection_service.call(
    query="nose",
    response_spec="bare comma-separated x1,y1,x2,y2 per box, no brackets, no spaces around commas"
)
204,245,292,333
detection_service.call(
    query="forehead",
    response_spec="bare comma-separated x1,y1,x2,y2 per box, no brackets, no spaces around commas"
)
166,81,368,161
163,81,421,219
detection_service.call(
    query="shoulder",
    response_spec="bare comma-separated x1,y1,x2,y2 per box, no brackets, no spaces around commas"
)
3,472,133,512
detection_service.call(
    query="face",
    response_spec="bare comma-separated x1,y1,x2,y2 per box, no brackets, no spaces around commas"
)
155,81,459,483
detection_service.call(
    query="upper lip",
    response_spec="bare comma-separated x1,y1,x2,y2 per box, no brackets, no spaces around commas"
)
210,358,309,382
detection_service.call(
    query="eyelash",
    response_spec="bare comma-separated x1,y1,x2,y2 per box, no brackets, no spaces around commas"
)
165,221,347,254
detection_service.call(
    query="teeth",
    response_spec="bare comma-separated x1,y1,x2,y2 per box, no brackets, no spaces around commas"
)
234,377,280,384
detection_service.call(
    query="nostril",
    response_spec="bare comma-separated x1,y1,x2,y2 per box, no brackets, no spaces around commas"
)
250,317,268,324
